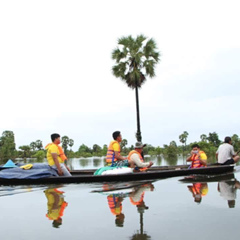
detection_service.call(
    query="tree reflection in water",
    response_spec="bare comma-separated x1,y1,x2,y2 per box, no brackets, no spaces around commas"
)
93,158,102,168
79,158,89,167
164,155,178,166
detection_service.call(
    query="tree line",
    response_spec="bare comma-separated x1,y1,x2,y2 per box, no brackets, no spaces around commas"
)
1,130,239,163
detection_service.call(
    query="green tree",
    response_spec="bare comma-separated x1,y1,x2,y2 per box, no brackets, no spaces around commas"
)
92,144,102,156
200,134,207,142
102,144,108,156
69,139,74,150
35,140,43,150
32,150,45,162
232,134,240,151
112,35,160,141
61,136,70,155
30,142,37,151
0,130,16,161
207,132,221,147
18,145,31,159
179,131,189,157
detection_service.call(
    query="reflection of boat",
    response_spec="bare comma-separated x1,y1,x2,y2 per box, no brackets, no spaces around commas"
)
0,164,234,185
179,172,235,183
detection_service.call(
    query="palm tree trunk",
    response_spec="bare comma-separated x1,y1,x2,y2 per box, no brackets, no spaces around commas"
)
135,86,142,142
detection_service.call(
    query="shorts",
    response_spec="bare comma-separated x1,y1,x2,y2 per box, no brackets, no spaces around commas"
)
221,159,235,165
111,160,129,167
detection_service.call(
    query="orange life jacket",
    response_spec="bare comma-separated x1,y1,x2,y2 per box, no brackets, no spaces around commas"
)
130,192,145,206
190,151,206,168
191,183,201,195
107,195,122,215
45,143,67,161
106,141,120,164
128,150,147,171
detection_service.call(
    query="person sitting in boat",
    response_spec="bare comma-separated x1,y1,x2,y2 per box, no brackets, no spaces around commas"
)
45,133,71,176
106,131,128,167
128,142,153,170
186,144,207,168
216,136,240,165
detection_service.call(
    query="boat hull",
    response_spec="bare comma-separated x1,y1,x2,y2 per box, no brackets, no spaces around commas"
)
0,165,234,186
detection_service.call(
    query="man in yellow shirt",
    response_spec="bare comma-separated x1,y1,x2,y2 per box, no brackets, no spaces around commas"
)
46,133,71,176
106,131,128,166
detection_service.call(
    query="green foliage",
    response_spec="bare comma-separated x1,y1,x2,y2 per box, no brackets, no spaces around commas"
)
35,140,43,150
179,131,189,145
112,35,160,88
207,132,221,147
32,150,45,162
0,130,16,161
231,134,240,151
18,145,31,158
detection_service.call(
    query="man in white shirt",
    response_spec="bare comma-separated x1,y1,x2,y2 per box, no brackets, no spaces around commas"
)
128,142,153,170
216,137,240,165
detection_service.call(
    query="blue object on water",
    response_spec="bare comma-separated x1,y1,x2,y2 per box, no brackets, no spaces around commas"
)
2,159,17,168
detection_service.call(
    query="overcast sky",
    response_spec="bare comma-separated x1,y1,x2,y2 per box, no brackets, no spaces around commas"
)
0,0,239,150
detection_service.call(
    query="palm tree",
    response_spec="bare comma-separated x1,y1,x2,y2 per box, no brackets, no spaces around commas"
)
112,35,160,142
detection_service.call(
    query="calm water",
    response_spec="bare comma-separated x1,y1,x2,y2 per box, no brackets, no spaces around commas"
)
0,157,240,240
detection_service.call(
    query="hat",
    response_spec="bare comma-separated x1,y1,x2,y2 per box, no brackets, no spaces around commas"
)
135,142,146,148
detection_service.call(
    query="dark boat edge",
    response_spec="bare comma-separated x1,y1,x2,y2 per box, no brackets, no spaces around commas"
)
0,164,234,186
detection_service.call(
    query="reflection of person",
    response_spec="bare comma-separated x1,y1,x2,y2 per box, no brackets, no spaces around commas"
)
216,137,240,165
129,183,154,213
107,194,125,227
187,183,208,204
106,131,127,166
186,144,207,168
45,133,71,176
45,188,68,228
128,142,153,170
218,180,240,208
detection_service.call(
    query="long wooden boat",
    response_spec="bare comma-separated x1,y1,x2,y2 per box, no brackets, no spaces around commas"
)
0,164,234,186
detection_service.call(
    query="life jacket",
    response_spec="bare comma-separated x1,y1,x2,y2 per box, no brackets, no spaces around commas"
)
127,150,147,171
190,151,206,168
191,183,208,197
107,195,122,215
129,192,145,206
45,143,67,161
106,141,120,165
191,183,201,195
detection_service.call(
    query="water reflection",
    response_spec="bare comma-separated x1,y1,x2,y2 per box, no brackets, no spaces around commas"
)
44,188,68,228
187,183,208,204
218,178,240,208
99,182,154,239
